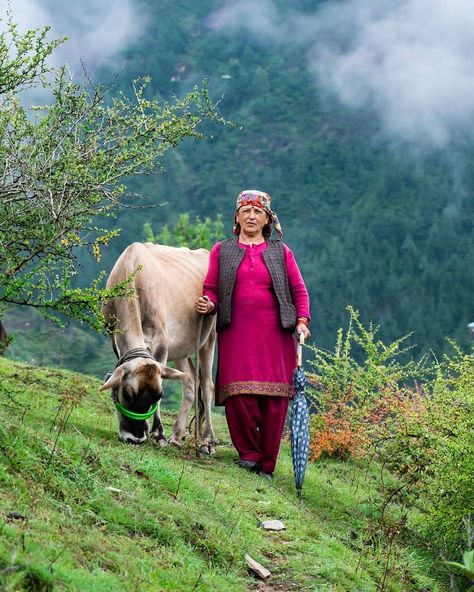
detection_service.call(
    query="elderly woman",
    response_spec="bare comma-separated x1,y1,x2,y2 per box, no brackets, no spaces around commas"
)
195,190,310,479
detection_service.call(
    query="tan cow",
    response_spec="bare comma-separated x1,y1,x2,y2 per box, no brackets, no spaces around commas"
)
99,242,216,450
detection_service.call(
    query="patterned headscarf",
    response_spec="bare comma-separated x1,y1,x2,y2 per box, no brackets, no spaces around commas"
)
234,189,283,240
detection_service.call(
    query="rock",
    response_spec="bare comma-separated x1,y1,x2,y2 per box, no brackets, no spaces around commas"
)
245,554,271,580
6,511,27,521
260,520,286,531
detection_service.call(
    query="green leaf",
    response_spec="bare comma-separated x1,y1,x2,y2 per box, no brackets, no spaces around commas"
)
444,560,474,581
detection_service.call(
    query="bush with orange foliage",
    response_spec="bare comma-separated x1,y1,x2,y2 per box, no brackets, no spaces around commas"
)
309,411,364,461
308,384,427,462
307,307,428,462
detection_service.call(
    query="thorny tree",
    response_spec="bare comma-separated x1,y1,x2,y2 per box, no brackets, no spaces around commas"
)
0,14,227,329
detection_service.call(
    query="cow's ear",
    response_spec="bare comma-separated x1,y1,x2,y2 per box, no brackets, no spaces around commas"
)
99,368,124,391
157,363,186,381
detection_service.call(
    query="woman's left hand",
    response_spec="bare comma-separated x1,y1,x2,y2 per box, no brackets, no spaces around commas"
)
296,323,311,341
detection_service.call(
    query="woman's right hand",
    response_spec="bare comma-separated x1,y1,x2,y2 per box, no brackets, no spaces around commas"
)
194,295,215,315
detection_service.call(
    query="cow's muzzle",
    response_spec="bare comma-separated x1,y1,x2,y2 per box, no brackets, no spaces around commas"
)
119,430,148,445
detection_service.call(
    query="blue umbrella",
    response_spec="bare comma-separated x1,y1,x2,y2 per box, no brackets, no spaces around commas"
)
291,332,310,498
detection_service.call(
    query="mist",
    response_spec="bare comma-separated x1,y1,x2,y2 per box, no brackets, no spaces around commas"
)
3,0,145,76
208,0,474,148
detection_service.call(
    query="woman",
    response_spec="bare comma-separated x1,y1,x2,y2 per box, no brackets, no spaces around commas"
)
195,190,310,479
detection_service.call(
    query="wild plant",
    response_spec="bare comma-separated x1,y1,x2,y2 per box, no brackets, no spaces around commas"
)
307,306,428,462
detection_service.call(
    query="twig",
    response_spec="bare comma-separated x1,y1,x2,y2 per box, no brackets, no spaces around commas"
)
227,516,241,538
49,548,66,574
191,569,204,591
45,401,75,470
378,535,394,592
440,550,459,592
464,513,473,550
173,461,186,501
213,478,223,503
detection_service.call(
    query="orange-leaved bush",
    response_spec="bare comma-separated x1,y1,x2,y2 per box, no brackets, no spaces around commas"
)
307,307,428,462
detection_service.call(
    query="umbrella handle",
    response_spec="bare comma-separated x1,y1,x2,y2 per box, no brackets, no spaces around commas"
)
297,331,305,367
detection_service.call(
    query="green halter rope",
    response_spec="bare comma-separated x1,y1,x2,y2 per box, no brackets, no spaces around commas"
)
114,401,158,421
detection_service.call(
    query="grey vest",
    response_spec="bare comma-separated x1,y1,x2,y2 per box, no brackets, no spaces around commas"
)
217,238,296,332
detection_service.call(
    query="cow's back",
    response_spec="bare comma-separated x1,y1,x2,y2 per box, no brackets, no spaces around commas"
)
103,242,212,360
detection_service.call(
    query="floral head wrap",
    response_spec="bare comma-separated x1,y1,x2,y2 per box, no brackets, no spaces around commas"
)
233,189,283,240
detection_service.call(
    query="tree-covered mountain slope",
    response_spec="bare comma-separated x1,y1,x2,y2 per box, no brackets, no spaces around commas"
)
4,0,474,369
96,0,474,357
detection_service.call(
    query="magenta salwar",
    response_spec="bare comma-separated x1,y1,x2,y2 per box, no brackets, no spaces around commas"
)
225,394,289,474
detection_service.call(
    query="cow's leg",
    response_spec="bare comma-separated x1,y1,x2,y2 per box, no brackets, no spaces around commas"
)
198,331,217,454
150,400,168,447
147,340,169,446
169,357,194,447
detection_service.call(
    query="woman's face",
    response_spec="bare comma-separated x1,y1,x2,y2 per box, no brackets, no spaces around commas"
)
236,205,269,237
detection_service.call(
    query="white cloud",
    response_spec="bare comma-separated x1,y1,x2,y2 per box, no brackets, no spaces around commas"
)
209,0,474,147
3,0,145,74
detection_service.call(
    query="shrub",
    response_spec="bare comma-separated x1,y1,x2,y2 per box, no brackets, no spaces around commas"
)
307,308,474,558
374,344,474,556
307,307,427,462
418,345,474,555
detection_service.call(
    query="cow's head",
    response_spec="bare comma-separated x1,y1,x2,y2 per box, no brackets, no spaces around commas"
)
99,358,184,444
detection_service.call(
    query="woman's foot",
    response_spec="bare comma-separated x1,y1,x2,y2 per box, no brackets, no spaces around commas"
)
258,471,273,480
235,459,262,472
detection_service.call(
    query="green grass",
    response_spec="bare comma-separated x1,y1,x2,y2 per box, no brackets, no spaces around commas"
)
0,358,448,591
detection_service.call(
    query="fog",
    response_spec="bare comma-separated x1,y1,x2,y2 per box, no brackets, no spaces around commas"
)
3,0,145,75
209,0,474,147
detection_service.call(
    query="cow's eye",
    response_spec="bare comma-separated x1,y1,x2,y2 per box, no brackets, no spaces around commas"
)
122,389,132,403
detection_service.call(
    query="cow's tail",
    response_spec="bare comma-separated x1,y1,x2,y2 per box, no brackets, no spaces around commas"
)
198,377,205,433
187,358,205,434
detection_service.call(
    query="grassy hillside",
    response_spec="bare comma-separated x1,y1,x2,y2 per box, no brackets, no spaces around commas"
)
0,358,447,591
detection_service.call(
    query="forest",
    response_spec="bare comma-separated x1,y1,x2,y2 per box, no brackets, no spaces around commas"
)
2,0,474,373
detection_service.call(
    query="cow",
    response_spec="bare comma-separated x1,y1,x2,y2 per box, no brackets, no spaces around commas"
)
99,242,216,451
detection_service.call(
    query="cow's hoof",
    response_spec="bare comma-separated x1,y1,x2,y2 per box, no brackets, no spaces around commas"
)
168,437,182,448
198,443,216,456
150,434,168,447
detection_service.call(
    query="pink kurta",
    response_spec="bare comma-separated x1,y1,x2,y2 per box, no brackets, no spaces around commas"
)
203,240,310,405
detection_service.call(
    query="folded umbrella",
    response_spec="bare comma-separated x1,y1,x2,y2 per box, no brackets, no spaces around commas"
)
291,332,310,498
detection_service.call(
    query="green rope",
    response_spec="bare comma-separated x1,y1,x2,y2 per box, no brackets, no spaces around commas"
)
114,401,158,421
